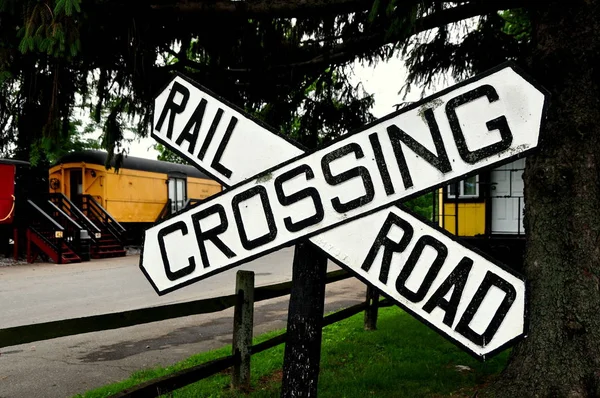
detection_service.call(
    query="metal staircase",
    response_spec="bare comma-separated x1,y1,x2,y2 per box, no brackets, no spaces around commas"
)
78,195,127,259
49,193,101,260
25,200,82,264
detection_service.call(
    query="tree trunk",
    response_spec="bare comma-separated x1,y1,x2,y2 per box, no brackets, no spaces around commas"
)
485,2,600,396
14,64,38,162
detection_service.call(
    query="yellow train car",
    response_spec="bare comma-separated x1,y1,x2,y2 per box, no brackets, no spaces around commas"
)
437,175,487,236
435,158,526,269
49,150,221,239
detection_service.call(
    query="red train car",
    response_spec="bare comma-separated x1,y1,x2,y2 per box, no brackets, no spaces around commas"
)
0,161,17,225
0,159,47,259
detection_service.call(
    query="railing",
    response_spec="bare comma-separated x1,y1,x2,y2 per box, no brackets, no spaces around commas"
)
155,198,202,225
154,199,172,225
79,194,127,244
0,270,386,397
44,199,85,257
49,193,102,241
26,200,65,260
184,198,201,209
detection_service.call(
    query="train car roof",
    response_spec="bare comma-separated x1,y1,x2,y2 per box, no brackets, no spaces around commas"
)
0,159,30,166
53,150,212,179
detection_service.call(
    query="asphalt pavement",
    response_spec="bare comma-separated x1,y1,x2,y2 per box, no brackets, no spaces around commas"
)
0,248,367,398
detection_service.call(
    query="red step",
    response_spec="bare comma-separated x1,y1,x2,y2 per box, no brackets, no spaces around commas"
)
61,243,81,263
90,229,127,259
96,244,122,250
91,249,127,259
27,229,82,264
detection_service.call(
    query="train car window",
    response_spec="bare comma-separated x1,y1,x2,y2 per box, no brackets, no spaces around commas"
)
177,179,185,209
168,177,187,214
447,175,479,199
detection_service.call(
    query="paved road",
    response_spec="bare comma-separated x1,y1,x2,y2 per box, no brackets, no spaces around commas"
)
0,248,367,398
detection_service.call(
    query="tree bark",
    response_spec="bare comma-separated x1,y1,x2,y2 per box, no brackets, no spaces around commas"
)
14,60,43,162
485,2,600,397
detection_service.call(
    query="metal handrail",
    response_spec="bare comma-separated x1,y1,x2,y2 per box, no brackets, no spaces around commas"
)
41,200,84,258
82,195,126,233
184,198,201,208
155,199,172,224
47,200,83,230
79,195,126,246
28,225,61,253
49,193,101,235
28,200,64,231
26,200,66,259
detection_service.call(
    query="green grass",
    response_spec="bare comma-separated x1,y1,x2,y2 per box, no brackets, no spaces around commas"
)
74,307,508,398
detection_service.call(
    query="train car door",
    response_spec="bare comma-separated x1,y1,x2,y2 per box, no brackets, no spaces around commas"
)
70,170,83,200
168,173,187,215
490,158,525,234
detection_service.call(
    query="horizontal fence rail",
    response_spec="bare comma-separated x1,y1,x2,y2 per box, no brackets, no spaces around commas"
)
108,300,394,398
109,356,237,398
0,269,351,349
0,268,394,398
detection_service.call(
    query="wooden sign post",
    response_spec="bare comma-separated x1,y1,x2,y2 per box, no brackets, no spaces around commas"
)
280,241,328,397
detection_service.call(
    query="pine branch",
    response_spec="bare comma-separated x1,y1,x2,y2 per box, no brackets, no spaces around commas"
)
221,0,527,72
134,0,528,19
314,0,528,65
118,0,375,17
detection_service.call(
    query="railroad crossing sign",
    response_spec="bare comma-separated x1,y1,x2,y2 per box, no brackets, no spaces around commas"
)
142,63,548,358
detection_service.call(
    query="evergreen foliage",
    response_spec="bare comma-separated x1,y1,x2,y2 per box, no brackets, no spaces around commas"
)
0,0,524,162
4,3,599,396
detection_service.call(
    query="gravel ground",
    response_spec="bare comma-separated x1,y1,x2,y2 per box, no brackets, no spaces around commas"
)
0,256,28,267
0,245,142,266
125,246,141,256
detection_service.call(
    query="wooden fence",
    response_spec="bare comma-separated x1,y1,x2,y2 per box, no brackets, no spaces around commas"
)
0,269,388,397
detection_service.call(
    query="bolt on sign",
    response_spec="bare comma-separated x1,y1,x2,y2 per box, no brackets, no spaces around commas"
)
142,63,549,358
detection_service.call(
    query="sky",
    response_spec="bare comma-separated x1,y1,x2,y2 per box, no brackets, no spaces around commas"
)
122,54,454,160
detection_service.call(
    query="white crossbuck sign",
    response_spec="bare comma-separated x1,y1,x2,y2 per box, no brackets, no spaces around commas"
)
141,63,549,358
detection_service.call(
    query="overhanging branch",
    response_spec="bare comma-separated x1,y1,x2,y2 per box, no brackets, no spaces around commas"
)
255,0,527,69
156,0,526,76
148,0,373,17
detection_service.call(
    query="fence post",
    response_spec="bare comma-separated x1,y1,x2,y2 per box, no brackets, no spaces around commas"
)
364,285,379,331
231,270,255,391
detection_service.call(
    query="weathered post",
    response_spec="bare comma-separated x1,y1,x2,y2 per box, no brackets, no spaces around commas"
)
281,241,328,397
364,285,379,331
231,270,255,391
